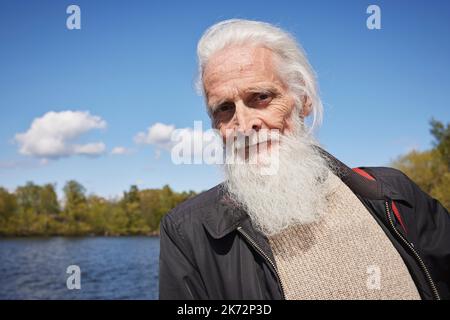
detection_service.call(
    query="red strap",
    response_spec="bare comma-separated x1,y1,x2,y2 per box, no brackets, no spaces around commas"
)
352,167,407,234
391,201,407,234
352,167,375,181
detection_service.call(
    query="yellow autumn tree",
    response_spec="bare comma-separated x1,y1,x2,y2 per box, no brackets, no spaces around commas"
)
392,119,450,210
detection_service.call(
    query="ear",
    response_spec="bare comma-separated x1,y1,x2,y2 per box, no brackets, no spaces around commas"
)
300,95,312,117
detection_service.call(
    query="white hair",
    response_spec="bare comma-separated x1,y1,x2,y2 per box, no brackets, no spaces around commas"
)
197,19,323,131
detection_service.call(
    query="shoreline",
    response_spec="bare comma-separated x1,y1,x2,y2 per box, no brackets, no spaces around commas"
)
0,232,161,238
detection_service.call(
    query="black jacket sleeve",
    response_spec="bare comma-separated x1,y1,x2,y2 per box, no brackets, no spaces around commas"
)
397,171,450,299
159,213,207,300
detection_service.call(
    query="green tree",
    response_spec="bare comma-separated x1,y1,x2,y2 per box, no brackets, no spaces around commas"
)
0,187,18,235
0,187,17,220
121,185,149,235
40,184,60,215
430,118,450,169
15,182,41,213
63,180,91,235
393,119,450,210
63,180,86,212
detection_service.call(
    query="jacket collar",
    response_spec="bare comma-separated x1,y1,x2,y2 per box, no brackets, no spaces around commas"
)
202,146,411,239
201,184,249,239
315,147,411,204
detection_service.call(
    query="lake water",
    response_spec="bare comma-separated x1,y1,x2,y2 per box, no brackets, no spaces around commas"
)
0,237,159,299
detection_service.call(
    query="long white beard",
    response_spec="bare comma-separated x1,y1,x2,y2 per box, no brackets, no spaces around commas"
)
222,116,332,237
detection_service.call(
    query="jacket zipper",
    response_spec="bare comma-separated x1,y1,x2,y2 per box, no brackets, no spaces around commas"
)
236,226,286,300
385,201,441,300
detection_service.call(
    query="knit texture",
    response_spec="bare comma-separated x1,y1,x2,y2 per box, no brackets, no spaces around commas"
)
267,172,421,300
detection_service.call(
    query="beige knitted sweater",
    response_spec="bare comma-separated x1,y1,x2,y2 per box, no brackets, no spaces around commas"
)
267,173,421,300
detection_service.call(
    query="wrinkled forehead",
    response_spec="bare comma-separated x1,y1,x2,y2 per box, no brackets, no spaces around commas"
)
203,46,279,90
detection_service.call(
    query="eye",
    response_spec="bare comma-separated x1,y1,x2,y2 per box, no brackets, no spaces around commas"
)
250,92,273,107
257,93,270,101
216,102,234,113
212,102,235,126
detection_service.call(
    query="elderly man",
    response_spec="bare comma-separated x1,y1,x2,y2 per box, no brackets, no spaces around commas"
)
159,19,450,300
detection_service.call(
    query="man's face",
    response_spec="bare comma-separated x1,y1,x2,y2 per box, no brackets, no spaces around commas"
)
204,47,330,236
203,46,296,143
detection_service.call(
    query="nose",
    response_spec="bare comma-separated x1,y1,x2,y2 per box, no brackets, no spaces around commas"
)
234,101,262,134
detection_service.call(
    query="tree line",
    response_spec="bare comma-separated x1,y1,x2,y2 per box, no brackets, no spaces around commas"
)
0,181,196,237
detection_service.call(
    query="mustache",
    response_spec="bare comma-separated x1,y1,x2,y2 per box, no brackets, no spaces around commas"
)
227,130,281,151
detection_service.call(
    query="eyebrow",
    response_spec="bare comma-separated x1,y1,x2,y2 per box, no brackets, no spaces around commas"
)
245,84,280,94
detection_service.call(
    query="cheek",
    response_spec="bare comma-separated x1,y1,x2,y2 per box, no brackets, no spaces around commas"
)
261,99,295,131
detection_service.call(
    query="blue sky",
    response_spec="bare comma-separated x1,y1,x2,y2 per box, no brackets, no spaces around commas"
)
0,0,449,198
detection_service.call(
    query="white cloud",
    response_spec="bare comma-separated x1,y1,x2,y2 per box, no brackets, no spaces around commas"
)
14,110,107,159
134,122,221,161
134,122,175,149
111,146,129,155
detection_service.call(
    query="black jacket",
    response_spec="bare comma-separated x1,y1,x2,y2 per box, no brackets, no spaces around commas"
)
159,150,450,300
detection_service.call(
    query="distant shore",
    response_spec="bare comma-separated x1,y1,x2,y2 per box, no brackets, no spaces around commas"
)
0,231,160,238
